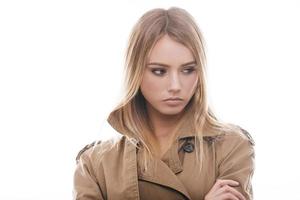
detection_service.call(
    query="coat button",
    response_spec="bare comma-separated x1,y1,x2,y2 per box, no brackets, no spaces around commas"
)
183,142,194,153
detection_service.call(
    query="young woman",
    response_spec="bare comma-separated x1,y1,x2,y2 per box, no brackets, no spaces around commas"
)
73,7,255,200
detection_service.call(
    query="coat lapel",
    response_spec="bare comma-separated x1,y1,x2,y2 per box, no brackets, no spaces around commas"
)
137,146,192,200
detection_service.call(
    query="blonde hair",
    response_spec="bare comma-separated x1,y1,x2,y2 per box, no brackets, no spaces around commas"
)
107,7,240,172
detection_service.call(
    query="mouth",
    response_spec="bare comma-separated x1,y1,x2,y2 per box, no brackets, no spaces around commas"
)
163,97,184,106
163,97,183,101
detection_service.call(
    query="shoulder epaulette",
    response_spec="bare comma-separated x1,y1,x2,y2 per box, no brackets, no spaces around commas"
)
203,135,224,144
75,140,101,164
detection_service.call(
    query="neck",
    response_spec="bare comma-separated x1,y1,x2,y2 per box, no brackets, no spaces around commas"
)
146,104,183,140
146,103,187,158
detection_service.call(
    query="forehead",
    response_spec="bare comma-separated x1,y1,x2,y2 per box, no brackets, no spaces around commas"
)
147,35,194,64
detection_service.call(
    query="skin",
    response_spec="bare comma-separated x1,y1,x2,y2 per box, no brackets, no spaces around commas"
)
140,34,198,142
140,34,246,200
205,179,246,200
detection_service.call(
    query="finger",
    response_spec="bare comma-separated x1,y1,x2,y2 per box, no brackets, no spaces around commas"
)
218,185,246,200
221,193,239,200
215,179,240,189
208,179,239,195
227,187,246,200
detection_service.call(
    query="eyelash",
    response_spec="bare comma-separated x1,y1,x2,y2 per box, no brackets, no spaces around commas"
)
151,67,196,76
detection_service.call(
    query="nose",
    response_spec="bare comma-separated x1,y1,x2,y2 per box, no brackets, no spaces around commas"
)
167,72,181,93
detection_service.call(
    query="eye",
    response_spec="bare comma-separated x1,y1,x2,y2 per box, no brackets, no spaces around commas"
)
151,68,166,76
182,67,196,74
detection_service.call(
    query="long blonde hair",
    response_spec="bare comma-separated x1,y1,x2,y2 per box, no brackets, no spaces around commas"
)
107,7,239,172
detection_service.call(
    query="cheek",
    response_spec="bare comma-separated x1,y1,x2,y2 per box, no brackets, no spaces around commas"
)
183,74,198,92
140,74,164,99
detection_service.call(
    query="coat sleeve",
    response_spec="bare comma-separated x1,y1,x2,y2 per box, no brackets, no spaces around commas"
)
215,128,255,200
73,143,105,200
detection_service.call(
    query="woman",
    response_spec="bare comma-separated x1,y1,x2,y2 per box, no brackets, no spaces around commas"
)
73,7,255,200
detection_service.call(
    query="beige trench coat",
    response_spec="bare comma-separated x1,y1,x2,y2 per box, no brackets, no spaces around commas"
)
73,118,255,200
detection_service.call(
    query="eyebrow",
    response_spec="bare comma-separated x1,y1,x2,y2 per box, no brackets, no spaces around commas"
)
147,61,197,67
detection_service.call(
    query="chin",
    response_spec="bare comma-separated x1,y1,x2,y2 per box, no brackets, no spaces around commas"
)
157,107,185,116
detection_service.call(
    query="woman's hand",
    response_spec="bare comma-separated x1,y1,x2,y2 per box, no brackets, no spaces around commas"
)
204,179,246,200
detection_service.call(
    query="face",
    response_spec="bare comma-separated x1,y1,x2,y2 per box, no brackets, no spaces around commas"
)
140,34,199,117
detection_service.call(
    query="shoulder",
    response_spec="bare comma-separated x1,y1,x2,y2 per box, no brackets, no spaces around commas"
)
75,136,127,165
236,125,255,146
213,124,255,146
75,119,129,164
75,140,102,164
214,124,255,163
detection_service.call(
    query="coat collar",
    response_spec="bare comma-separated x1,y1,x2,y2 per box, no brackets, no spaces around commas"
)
105,113,222,143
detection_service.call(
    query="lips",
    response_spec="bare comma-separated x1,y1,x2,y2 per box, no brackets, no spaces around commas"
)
163,97,183,101
163,98,183,106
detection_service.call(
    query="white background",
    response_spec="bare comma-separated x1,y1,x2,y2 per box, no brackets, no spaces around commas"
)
0,0,299,199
